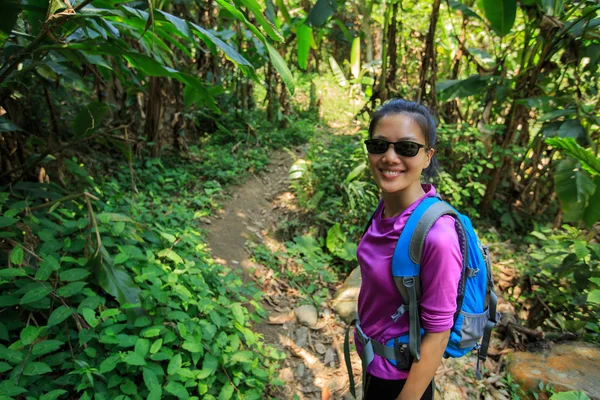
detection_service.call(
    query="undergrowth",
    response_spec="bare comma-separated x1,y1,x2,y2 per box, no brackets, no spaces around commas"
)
0,110,315,399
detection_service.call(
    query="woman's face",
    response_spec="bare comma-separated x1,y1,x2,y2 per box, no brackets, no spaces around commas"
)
367,113,434,195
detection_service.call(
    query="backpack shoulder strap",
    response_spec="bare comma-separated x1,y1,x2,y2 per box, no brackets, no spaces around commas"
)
391,197,464,361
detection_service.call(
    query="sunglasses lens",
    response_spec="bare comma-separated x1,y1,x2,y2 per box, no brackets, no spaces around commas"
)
395,141,420,157
365,139,389,154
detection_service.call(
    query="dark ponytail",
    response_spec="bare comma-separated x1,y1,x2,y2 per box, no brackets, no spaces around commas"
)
368,98,440,180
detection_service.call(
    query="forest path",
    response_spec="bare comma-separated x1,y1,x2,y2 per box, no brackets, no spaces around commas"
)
204,147,356,399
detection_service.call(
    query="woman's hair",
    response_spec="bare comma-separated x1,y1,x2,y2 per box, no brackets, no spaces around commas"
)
368,98,440,180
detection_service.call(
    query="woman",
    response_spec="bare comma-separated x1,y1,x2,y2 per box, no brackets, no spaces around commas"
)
356,99,462,399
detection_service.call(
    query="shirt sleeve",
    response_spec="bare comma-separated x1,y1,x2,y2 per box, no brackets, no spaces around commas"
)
419,215,463,333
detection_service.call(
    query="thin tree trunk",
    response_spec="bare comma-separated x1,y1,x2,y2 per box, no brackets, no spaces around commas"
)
386,2,399,92
144,77,164,158
416,0,441,108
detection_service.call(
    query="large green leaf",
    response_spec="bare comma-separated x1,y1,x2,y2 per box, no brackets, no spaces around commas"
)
554,158,597,224
0,0,21,49
549,391,590,400
306,0,337,27
92,247,141,307
266,42,294,95
546,137,600,176
73,101,108,138
482,0,517,36
350,37,360,79
447,0,483,20
189,23,253,69
541,0,564,17
582,176,600,228
297,23,312,70
234,0,283,42
437,75,490,101
329,56,347,87
214,0,265,41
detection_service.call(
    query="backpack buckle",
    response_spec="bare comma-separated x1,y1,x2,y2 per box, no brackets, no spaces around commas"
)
467,268,480,277
402,277,415,287
391,305,406,322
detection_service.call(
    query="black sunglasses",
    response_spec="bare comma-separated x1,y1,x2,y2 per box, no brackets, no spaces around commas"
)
364,139,426,157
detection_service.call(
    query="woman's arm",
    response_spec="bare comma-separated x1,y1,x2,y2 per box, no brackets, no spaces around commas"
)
397,330,450,400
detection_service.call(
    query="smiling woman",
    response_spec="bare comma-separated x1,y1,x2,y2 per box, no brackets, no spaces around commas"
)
348,98,462,400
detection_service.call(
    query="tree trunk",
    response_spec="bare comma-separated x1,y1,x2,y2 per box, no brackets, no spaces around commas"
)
442,14,467,122
386,2,399,93
144,77,164,158
416,0,441,109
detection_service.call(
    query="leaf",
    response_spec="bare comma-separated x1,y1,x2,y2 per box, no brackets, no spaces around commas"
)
297,23,312,71
213,0,265,41
93,247,141,307
326,223,345,254
39,389,68,400
350,36,360,79
82,308,98,328
47,306,73,326
482,0,517,36
345,163,366,183
541,0,564,17
0,268,26,277
0,345,23,364
231,303,245,325
546,138,600,176
549,391,590,400
305,0,337,27
20,326,40,345
150,338,163,354
266,41,294,95
114,253,129,265
164,381,188,399
167,353,181,375
99,354,121,373
588,290,600,305
447,0,483,20
554,158,596,223
10,245,24,265
135,338,150,358
73,101,109,138
218,382,234,400
0,0,21,49
59,268,91,281
582,176,600,228
437,75,489,101
0,380,27,396
557,119,588,144
0,362,12,373
329,56,348,87
20,285,52,305
55,282,87,297
23,361,52,375
236,0,284,42
32,340,63,356
143,367,160,391
123,351,146,366
0,216,18,228
230,350,253,363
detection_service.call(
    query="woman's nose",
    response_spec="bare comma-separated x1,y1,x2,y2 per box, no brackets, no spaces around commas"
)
382,144,401,163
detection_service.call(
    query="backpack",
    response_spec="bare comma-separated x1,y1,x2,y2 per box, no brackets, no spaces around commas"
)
343,196,499,398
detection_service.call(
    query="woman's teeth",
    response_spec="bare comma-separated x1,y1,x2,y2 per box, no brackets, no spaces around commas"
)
381,170,403,176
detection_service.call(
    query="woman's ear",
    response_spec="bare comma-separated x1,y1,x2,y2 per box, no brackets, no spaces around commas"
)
424,148,435,168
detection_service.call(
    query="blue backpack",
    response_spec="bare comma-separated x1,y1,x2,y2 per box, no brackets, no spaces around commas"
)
344,196,499,398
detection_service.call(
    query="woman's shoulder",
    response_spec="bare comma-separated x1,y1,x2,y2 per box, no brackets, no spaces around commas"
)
424,214,459,247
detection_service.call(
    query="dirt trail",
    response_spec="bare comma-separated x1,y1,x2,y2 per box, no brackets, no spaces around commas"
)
204,149,358,399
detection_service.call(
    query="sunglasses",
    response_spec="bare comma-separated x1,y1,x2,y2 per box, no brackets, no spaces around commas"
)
364,139,426,157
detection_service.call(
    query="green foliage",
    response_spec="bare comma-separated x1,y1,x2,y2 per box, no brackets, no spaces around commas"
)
524,226,600,340
549,391,591,400
0,115,310,397
481,0,517,36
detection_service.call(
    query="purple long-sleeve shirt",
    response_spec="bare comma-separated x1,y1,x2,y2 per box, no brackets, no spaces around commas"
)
356,184,462,380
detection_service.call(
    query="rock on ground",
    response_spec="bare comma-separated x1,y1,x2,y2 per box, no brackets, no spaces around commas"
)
506,341,600,398
332,267,361,324
295,304,318,327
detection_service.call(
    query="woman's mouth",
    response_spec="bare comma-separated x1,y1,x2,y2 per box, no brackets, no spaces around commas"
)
380,169,404,177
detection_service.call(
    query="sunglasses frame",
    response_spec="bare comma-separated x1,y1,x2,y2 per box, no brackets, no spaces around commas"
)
364,139,427,157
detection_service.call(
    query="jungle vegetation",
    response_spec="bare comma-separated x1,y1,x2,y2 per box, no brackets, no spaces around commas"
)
0,0,599,398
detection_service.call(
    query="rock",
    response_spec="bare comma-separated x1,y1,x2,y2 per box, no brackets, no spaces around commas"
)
506,342,600,398
332,267,361,324
279,367,294,382
324,346,336,366
295,326,309,347
315,342,327,354
295,304,318,327
295,363,305,379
